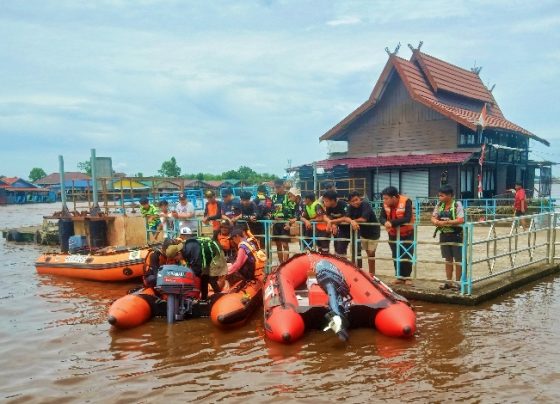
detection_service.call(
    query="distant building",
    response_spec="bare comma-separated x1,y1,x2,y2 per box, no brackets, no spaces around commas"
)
304,45,552,199
35,172,92,189
0,176,54,204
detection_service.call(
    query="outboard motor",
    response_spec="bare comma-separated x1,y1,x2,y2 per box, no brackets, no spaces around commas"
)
315,260,351,341
155,265,201,323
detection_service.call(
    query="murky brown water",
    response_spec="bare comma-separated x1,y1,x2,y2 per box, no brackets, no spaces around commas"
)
1,203,560,402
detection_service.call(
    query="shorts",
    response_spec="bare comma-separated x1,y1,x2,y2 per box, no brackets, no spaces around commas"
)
361,238,379,253
272,222,290,239
148,219,161,232
440,232,463,261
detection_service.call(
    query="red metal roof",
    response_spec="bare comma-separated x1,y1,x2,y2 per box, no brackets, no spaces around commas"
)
320,49,548,146
315,152,474,170
35,172,91,185
412,51,495,103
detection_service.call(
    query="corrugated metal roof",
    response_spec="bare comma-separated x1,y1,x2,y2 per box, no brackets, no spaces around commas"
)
315,152,474,170
35,172,91,185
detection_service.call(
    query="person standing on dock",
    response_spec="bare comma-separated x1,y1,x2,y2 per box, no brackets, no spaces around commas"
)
139,198,160,240
379,186,414,285
346,191,380,276
203,190,223,239
221,188,241,225
431,185,465,291
513,182,528,230
322,190,350,257
174,193,197,235
271,179,294,264
301,192,329,253
239,191,262,244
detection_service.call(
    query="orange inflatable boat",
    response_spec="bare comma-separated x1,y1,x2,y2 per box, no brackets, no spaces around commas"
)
210,262,264,328
263,252,416,343
108,265,264,329
35,247,150,282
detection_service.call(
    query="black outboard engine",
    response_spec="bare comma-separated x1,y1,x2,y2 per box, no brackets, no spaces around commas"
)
315,259,351,341
155,265,201,323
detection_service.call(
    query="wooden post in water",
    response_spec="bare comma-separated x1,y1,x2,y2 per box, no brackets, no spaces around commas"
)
58,155,70,217
90,148,101,216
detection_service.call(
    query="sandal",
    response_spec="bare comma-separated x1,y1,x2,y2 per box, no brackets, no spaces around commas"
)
392,279,405,285
439,283,452,290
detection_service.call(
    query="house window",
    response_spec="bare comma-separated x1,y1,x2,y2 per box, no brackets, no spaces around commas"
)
460,167,474,193
482,167,495,191
459,129,481,147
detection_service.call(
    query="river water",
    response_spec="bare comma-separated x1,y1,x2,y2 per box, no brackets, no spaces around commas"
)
1,203,559,403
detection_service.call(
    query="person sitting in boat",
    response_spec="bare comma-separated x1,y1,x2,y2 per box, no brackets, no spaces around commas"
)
143,238,181,288
165,228,226,300
216,219,236,262
139,198,160,239
227,228,265,281
301,192,329,253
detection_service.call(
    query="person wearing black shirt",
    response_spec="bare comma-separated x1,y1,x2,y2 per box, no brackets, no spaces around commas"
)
346,191,380,275
221,188,241,224
238,191,263,244
322,190,350,256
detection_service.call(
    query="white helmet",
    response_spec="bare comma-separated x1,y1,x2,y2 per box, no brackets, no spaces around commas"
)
180,226,193,235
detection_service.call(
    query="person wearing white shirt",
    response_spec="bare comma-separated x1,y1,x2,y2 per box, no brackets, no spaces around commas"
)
173,193,197,235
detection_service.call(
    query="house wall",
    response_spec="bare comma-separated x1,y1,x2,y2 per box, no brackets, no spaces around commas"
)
345,75,458,156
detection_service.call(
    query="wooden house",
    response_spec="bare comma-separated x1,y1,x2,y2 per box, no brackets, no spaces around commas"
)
314,45,551,199
0,176,54,204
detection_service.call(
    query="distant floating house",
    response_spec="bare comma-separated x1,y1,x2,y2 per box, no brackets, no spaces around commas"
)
35,172,92,189
0,176,55,204
300,45,552,199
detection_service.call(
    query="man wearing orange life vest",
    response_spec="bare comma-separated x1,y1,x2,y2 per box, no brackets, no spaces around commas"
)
379,186,415,285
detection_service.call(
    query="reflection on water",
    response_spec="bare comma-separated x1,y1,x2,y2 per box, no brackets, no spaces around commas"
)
1,203,560,402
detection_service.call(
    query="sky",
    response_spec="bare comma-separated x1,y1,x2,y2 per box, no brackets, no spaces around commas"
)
1,0,559,179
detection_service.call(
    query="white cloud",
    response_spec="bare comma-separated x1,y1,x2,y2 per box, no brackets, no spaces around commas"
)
326,16,362,26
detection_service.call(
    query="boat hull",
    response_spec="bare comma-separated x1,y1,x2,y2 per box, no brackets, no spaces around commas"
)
35,248,149,281
263,252,416,344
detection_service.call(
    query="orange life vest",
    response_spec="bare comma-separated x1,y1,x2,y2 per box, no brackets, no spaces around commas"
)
383,195,414,237
217,233,234,251
207,201,220,230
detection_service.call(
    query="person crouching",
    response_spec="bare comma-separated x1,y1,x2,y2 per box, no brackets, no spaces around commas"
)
164,227,226,301
227,228,260,282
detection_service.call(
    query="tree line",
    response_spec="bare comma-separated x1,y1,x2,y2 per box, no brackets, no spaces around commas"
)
27,156,280,185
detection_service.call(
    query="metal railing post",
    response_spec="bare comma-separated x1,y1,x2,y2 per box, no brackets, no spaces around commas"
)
548,212,556,265
467,222,474,295
412,221,418,279
395,227,401,278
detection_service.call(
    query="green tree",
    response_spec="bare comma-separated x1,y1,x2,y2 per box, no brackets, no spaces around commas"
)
158,157,181,177
134,172,144,177
77,160,92,176
29,167,47,182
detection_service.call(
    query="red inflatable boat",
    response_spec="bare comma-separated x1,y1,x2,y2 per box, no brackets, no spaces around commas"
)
263,252,416,343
